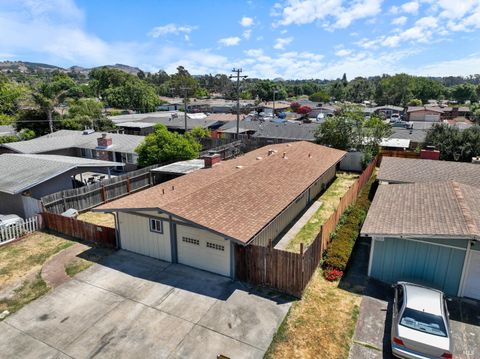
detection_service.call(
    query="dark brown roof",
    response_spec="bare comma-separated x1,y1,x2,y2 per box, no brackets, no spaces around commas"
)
361,181,480,239
96,141,345,243
378,157,480,187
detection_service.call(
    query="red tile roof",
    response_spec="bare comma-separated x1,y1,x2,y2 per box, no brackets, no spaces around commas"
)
96,141,345,243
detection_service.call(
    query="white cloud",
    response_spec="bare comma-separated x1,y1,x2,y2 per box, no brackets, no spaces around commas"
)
243,29,252,39
275,0,382,29
412,53,480,76
218,36,241,46
390,1,419,15
335,49,352,57
273,37,293,50
149,24,196,37
240,16,254,27
392,16,408,25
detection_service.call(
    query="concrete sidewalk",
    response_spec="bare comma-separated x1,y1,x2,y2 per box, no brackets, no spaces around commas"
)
275,200,322,250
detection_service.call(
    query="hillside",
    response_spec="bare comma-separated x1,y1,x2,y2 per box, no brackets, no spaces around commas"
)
0,61,142,75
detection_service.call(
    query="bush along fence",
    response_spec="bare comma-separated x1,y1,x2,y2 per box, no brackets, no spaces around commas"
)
0,215,42,246
42,212,116,248
235,156,378,298
41,165,159,214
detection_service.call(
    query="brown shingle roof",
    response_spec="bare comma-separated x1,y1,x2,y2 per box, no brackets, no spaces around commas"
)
96,142,345,243
378,157,480,187
361,181,480,239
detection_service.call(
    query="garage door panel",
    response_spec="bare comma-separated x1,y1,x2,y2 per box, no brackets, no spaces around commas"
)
463,250,480,300
176,225,230,277
118,212,171,262
371,237,465,296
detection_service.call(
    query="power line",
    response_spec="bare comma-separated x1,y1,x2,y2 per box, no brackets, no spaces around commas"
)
229,68,247,139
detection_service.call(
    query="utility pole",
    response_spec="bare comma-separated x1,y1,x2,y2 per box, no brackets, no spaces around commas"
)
179,86,191,133
272,88,278,119
229,68,247,139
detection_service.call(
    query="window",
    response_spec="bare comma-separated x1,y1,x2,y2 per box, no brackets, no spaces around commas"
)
126,153,134,164
206,242,224,251
182,237,199,245
149,218,163,233
80,148,86,157
400,308,447,337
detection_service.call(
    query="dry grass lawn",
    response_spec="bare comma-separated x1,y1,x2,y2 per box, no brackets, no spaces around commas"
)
0,232,74,315
77,211,115,228
286,172,358,252
265,269,361,359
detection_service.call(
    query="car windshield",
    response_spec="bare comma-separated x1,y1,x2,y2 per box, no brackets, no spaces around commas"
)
400,308,447,337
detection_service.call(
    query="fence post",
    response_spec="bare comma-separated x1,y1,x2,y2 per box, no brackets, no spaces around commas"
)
127,177,132,193
101,185,107,203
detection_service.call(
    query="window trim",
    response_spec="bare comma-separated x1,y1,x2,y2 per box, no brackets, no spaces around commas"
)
149,218,163,234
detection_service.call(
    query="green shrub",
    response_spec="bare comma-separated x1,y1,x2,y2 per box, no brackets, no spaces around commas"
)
323,175,376,272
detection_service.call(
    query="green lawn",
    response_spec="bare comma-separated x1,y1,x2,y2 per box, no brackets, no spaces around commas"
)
286,172,358,252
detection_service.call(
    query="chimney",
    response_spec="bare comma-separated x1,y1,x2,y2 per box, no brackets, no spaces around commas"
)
97,133,112,148
420,146,440,160
202,153,221,168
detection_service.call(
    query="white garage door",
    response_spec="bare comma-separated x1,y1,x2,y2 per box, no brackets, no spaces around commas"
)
118,212,171,262
176,225,231,277
463,250,480,300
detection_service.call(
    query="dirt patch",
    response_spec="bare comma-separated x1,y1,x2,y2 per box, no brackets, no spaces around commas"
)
265,269,361,359
77,212,115,228
0,273,49,315
286,172,358,252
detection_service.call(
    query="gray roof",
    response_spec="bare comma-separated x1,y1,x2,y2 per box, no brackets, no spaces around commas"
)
378,157,480,187
108,111,178,124
140,116,219,130
388,128,427,143
116,121,155,129
1,130,145,154
0,154,123,194
151,159,205,175
218,120,319,141
361,181,480,239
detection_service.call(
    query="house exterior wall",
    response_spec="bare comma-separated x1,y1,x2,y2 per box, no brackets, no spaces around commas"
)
408,111,441,122
0,192,27,217
369,236,467,296
251,163,337,247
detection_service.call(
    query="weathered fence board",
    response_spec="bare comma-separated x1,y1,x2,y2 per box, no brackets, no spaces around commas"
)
0,216,42,246
42,212,116,248
235,156,378,297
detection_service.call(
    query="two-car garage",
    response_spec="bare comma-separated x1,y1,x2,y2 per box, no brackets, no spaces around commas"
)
117,212,232,277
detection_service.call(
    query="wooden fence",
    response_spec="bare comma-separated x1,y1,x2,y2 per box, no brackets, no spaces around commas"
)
41,165,158,214
379,149,420,160
235,156,378,297
42,212,116,248
0,216,42,246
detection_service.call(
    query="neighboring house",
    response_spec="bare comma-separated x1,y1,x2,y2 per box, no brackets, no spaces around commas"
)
140,115,221,133
361,181,480,299
0,130,144,171
379,138,410,151
258,101,291,114
364,105,404,118
0,153,122,218
407,106,444,122
377,157,480,187
94,142,346,278
116,122,156,136
151,159,205,182
218,120,319,142
387,127,427,149
108,111,178,125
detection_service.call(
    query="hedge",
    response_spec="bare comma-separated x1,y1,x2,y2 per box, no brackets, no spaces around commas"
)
323,175,375,272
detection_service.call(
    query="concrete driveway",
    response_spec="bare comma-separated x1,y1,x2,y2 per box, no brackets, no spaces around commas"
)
1,250,291,359
349,280,480,359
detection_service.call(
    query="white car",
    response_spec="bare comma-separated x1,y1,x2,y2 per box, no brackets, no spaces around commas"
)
391,282,453,359
0,214,24,229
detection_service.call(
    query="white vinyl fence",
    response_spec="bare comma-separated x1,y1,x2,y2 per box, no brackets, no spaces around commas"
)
0,216,41,246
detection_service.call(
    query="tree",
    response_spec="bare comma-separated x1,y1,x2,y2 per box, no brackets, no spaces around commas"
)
290,102,301,112
169,66,199,97
33,73,81,133
309,91,330,103
15,109,52,136
251,80,287,101
452,83,478,103
0,77,27,118
104,80,159,112
314,106,392,165
344,77,374,103
135,124,202,167
61,98,114,131
424,123,480,161
328,81,345,101
408,98,422,106
194,88,209,98
297,106,312,115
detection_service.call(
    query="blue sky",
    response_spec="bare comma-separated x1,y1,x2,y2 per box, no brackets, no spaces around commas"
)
0,0,480,79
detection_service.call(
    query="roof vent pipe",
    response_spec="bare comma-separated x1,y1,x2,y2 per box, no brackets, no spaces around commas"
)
282,152,287,159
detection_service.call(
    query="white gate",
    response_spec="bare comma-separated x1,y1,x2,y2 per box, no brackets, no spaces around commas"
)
0,216,40,246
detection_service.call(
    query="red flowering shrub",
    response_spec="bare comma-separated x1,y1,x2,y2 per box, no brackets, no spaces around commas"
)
323,267,344,281
290,102,301,112
297,105,312,115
